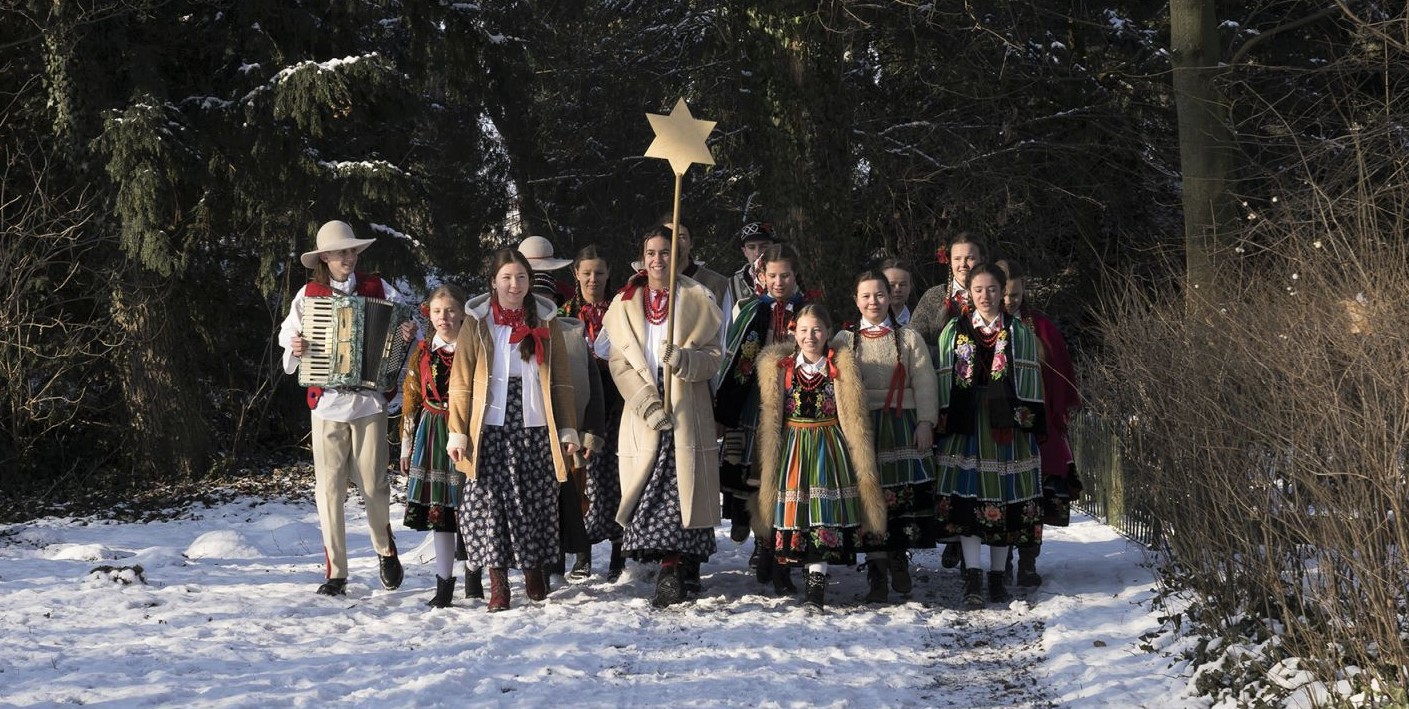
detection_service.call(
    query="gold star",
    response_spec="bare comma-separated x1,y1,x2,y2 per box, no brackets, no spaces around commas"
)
644,98,716,175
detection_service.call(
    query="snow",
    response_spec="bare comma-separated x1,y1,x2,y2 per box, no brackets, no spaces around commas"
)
0,493,1204,707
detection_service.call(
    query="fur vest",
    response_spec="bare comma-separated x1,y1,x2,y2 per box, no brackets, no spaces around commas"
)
753,343,887,535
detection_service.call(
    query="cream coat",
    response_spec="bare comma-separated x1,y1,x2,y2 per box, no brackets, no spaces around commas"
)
447,294,578,482
603,277,723,529
753,344,887,535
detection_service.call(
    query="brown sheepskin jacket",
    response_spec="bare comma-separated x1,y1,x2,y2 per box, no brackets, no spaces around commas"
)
753,343,887,535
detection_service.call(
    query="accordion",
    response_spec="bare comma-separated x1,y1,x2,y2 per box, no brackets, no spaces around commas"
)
298,294,414,391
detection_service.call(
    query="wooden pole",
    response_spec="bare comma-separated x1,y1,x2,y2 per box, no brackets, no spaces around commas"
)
662,172,684,416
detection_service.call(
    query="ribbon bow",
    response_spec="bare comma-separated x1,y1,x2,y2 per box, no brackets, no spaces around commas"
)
492,299,549,364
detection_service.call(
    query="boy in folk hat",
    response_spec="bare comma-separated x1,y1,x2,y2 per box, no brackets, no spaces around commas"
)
278,220,412,596
723,221,779,332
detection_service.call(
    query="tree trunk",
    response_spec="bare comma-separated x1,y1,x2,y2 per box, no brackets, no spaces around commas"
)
1170,0,1235,302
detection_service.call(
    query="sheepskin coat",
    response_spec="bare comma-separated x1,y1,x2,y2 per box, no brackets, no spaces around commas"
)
447,293,578,482
753,343,887,536
603,276,723,529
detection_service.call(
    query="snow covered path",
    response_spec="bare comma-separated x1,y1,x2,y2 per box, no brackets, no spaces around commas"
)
0,492,1203,708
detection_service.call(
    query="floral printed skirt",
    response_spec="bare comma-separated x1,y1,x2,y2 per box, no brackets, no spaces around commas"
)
581,407,624,544
934,396,1043,545
404,407,464,533
458,379,560,569
621,430,716,563
771,417,864,566
859,408,940,553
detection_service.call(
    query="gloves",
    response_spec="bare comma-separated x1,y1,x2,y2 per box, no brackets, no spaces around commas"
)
643,403,674,431
660,341,683,372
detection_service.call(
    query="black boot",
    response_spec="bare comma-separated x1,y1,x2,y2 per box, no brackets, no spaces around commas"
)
772,564,797,596
545,554,566,578
316,578,347,596
888,552,913,594
1016,546,1042,587
652,562,684,608
962,568,985,609
464,567,484,599
1004,547,1015,585
568,552,592,581
607,541,626,582
802,571,826,612
427,575,456,608
988,570,1011,604
865,558,889,603
941,542,962,569
378,554,404,591
754,542,774,584
680,557,702,597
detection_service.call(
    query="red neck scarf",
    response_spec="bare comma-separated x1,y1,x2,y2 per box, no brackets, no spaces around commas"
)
492,299,549,364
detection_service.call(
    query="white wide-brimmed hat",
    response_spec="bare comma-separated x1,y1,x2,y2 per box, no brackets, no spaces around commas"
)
517,235,573,271
300,220,376,269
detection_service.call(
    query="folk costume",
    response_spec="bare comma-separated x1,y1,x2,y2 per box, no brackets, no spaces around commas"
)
754,343,886,602
278,268,405,594
603,273,723,605
714,290,810,540
400,332,467,605
908,281,970,343
561,295,626,576
834,315,941,600
447,293,579,610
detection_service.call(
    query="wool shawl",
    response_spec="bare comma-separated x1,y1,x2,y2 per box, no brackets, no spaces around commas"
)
936,313,1046,438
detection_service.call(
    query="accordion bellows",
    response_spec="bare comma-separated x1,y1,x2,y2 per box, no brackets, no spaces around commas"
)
298,294,414,391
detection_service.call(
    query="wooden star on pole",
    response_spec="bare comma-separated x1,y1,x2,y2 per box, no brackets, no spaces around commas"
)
644,98,716,176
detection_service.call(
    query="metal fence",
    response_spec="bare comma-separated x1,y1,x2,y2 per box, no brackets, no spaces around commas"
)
1068,414,1162,548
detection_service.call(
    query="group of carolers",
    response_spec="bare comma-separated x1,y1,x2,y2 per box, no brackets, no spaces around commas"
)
278,219,1083,613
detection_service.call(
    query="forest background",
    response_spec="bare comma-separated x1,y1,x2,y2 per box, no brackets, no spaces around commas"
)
4,2,1409,703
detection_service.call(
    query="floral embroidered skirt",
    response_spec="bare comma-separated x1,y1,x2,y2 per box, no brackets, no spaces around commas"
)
404,406,464,533
621,430,716,563
458,379,560,569
581,407,624,544
934,395,1043,546
859,407,940,553
771,417,864,566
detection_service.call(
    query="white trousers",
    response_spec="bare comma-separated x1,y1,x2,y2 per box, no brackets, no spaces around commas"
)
311,412,394,579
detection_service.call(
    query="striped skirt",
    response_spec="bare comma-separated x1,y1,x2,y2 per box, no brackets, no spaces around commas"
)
772,417,864,566
934,388,1043,545
403,406,464,533
860,408,940,552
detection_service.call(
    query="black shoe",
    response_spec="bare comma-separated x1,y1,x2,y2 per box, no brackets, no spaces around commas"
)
754,543,774,584
680,558,702,596
941,542,961,569
607,543,626,582
888,552,913,594
651,565,684,608
316,578,348,596
772,565,797,596
988,570,1011,604
802,571,826,612
379,555,404,590
962,568,984,609
546,554,567,578
427,575,456,608
465,567,484,599
865,559,889,603
568,552,592,581
1016,546,1042,587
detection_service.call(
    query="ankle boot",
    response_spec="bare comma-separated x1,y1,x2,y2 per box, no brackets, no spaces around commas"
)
802,571,826,611
524,566,549,601
772,563,797,596
988,570,1011,604
487,568,510,612
465,567,484,599
888,552,913,594
652,561,684,608
1016,545,1042,587
427,575,456,608
607,541,626,582
754,542,774,584
962,568,985,609
568,552,592,581
941,542,962,569
865,558,889,603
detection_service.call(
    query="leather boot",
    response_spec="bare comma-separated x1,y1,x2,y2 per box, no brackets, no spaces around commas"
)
772,564,797,596
962,568,985,609
865,557,889,603
487,567,510,612
545,554,566,578
888,552,913,594
607,541,626,582
427,575,456,609
378,554,404,591
652,561,684,608
754,542,774,585
941,542,962,569
802,571,826,612
464,567,484,599
988,570,1012,604
568,552,592,581
1016,546,1042,587
680,557,702,596
524,566,549,601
